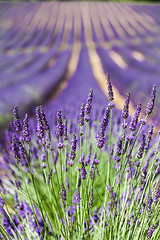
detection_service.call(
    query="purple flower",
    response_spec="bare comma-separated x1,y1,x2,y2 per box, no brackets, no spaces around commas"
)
0,208,15,235
137,135,146,159
85,89,93,121
15,180,21,189
0,197,4,208
108,102,115,109
79,103,85,126
86,153,91,165
122,93,130,119
106,185,115,204
106,74,114,101
145,125,154,152
47,169,53,185
14,191,19,209
146,224,155,239
36,106,45,141
147,193,153,214
116,136,123,156
13,106,22,132
21,113,31,143
69,134,77,162
154,182,160,205
146,85,156,115
60,184,67,207
97,107,110,149
41,163,47,169
56,110,64,138
81,162,87,180
93,158,100,165
89,188,94,208
12,134,21,163
76,188,81,205
40,151,46,162
64,120,68,141
130,103,141,132
57,143,64,149
123,138,129,155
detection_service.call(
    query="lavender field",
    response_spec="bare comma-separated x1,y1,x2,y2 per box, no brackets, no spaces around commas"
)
0,2,160,240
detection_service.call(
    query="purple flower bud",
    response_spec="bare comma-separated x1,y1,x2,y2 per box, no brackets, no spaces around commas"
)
139,119,146,125
64,120,68,141
57,143,64,149
15,180,21,189
130,103,141,132
79,103,85,126
85,89,93,117
40,152,46,162
0,197,4,208
145,125,154,152
122,123,128,129
108,102,115,109
69,134,77,162
41,163,47,169
146,85,156,115
76,188,81,205
47,169,53,185
154,182,160,205
12,134,21,163
13,106,22,132
56,110,64,138
36,106,45,141
14,191,19,209
116,136,123,156
81,162,87,180
21,114,31,143
147,193,153,214
60,184,67,207
122,93,130,119
89,188,94,208
93,158,100,165
106,185,115,204
137,135,146,159
106,74,114,101
86,153,91,166
146,224,155,239
97,107,110,149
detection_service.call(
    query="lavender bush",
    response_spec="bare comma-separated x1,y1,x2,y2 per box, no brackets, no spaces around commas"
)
0,76,160,240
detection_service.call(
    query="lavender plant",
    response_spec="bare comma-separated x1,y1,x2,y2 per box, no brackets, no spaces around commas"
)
0,77,160,240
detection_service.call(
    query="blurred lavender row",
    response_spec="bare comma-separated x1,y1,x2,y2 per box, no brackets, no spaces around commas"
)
0,2,160,127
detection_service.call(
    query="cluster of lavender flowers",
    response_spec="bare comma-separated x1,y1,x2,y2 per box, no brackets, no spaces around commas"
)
0,78,160,240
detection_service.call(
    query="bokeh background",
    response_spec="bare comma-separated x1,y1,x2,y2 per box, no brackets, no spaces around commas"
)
0,0,160,128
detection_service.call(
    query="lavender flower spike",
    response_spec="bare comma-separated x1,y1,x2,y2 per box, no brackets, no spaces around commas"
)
79,103,85,126
21,114,31,143
97,107,110,149
137,134,146,159
130,103,141,132
146,224,156,239
145,124,154,152
56,110,64,138
36,106,45,140
89,188,94,208
85,89,93,121
146,85,156,115
106,74,114,101
13,106,22,132
60,184,67,207
69,134,77,164
122,93,130,119
64,119,68,141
